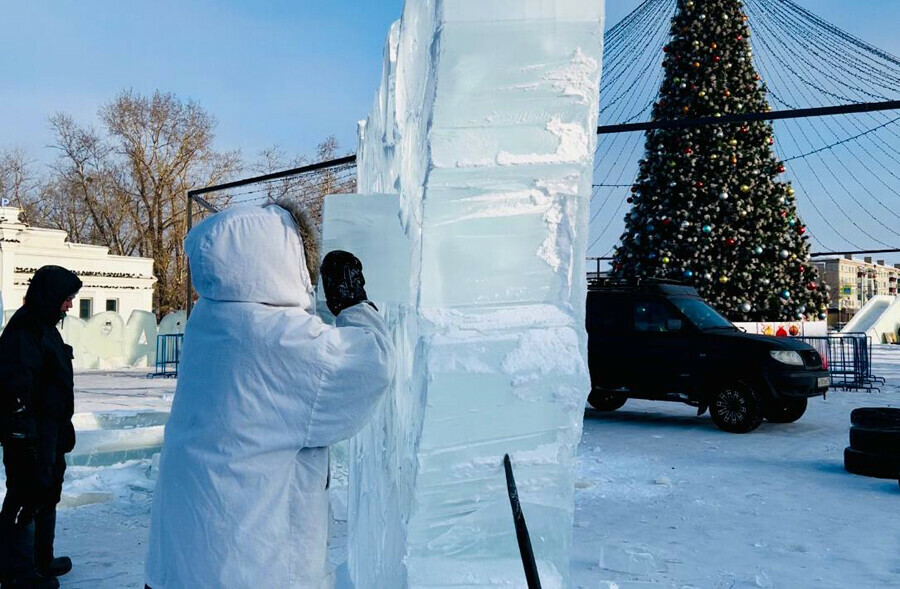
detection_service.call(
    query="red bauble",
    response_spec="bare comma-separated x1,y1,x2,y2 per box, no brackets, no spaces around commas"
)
726,238,736,246
778,165,786,173
631,185,639,193
696,181,704,188
714,56,722,63
627,197,633,203
737,35,744,41
684,147,693,155
808,281,818,291
663,217,672,225
799,265,806,274
663,45,669,53
789,325,801,336
798,226,806,235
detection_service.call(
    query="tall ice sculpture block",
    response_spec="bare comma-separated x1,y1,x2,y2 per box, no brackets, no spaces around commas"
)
326,1,605,586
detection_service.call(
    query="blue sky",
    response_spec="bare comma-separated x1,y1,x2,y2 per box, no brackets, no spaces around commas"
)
1,1,896,162
1,0,899,262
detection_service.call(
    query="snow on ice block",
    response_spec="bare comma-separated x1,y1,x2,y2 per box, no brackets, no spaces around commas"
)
432,24,602,130
321,193,409,307
68,410,168,467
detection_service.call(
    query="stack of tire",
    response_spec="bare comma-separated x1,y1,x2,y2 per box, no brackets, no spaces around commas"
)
844,408,900,488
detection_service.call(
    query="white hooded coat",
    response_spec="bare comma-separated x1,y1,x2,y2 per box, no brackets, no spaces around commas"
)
145,205,394,589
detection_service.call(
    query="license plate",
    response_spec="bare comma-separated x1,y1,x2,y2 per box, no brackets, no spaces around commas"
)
817,376,830,388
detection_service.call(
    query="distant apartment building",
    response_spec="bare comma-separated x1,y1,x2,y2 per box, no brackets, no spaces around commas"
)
812,255,900,325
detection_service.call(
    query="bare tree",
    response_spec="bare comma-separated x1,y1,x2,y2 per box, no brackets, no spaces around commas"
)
0,148,39,219
45,91,241,315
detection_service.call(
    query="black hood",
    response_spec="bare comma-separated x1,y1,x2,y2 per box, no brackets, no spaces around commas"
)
24,265,83,326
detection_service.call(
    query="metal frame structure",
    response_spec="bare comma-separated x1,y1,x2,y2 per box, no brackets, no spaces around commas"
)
182,99,900,316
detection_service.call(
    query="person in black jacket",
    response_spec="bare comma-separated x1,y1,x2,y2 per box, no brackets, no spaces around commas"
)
0,266,82,589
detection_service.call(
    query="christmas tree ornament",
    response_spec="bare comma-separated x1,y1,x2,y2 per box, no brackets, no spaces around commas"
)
702,225,712,234
780,290,791,299
741,302,752,313
753,246,764,255
662,256,670,264
740,184,750,192
719,275,729,284
779,249,789,259
719,191,729,200
684,270,694,278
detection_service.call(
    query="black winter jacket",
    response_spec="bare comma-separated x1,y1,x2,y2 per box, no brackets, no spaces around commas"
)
0,266,82,479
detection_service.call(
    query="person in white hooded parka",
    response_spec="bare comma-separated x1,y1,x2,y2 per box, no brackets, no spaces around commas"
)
144,204,394,589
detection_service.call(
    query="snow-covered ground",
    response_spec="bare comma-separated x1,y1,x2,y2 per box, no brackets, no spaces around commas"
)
571,345,900,589
2,351,899,588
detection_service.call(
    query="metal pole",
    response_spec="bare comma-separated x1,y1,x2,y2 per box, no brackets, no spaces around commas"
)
187,154,357,198
810,248,900,257
597,100,900,135
186,193,193,318
503,454,542,589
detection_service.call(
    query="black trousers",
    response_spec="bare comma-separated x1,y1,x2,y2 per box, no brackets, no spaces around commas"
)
0,445,63,579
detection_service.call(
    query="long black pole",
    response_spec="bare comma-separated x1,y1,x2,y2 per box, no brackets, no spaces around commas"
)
810,249,900,257
597,100,900,134
503,454,542,589
188,154,357,197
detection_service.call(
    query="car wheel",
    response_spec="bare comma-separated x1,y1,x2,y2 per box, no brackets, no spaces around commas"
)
710,381,764,433
765,397,808,423
850,408,900,429
587,389,627,411
844,447,900,479
849,426,900,455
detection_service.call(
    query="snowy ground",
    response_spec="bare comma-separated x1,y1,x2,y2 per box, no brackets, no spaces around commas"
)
2,351,900,588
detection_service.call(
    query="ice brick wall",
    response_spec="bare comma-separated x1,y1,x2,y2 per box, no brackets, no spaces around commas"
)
1,310,186,370
344,1,604,586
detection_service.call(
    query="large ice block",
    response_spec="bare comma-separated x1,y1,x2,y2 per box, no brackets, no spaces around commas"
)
335,1,605,587
320,193,409,308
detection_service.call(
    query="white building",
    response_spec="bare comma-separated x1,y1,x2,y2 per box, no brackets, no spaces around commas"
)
0,206,155,322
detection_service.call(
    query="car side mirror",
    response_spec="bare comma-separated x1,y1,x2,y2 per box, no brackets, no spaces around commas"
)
665,319,684,332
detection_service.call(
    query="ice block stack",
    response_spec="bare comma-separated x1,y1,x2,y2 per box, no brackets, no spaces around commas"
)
331,1,605,586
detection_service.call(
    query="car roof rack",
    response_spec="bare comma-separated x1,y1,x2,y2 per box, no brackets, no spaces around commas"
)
588,276,699,295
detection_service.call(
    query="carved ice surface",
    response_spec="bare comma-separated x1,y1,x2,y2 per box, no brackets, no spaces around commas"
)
324,1,604,587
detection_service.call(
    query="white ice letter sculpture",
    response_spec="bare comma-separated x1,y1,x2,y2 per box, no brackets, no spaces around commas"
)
322,1,604,586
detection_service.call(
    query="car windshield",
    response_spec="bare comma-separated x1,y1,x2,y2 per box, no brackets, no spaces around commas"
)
670,297,735,330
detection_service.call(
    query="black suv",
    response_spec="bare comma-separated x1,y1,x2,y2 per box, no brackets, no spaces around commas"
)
586,279,830,433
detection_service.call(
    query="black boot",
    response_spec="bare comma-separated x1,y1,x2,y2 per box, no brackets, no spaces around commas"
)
35,558,70,579
33,508,69,578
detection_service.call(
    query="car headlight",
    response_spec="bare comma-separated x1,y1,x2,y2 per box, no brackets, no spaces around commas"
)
770,350,804,366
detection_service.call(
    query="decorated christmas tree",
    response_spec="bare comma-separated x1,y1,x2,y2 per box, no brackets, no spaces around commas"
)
610,0,829,322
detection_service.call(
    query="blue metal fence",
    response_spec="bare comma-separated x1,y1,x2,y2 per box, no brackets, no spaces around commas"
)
148,333,184,378
797,333,884,392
